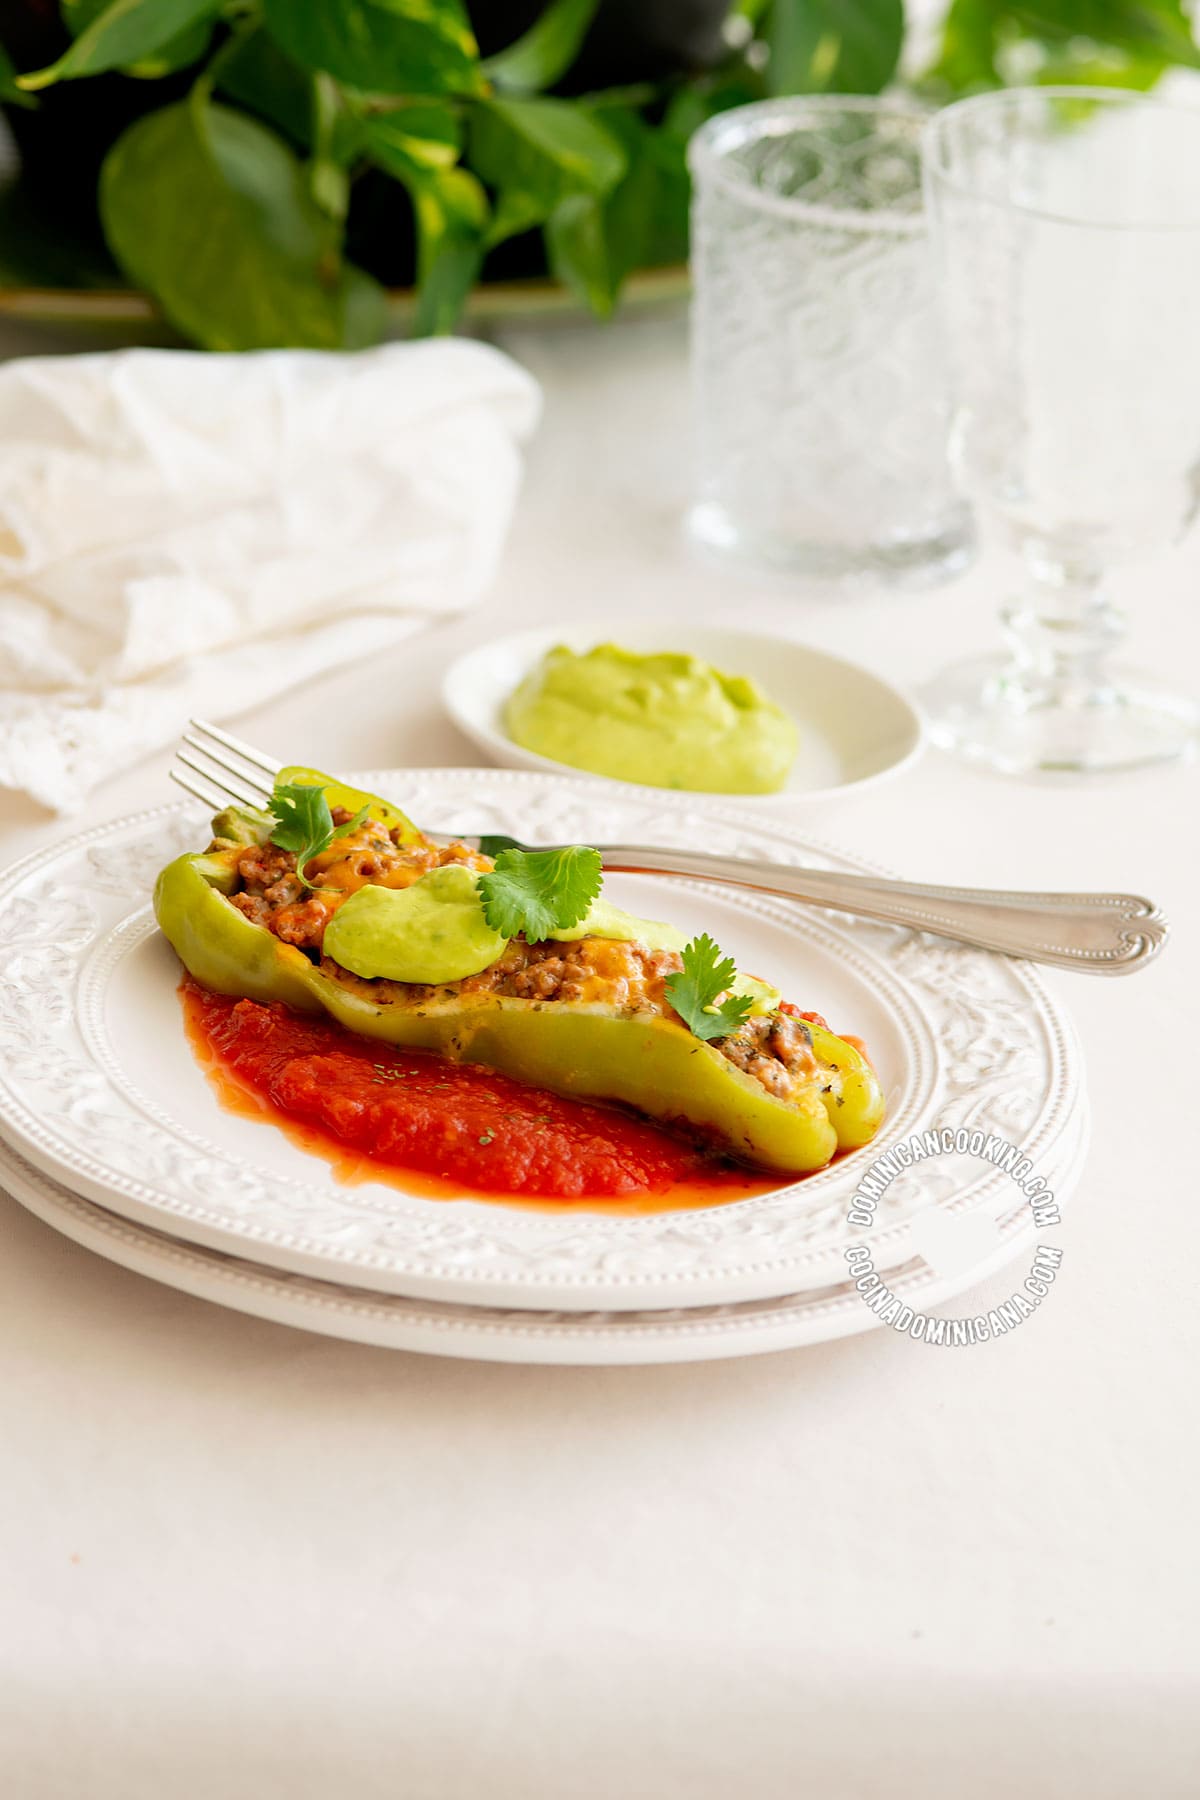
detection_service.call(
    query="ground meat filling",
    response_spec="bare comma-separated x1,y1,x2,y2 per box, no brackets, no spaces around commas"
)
717,1011,819,1099
322,936,685,1011
227,812,490,948
220,813,821,1102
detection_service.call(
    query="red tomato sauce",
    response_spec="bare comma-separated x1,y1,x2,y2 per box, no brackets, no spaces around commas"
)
181,978,782,1211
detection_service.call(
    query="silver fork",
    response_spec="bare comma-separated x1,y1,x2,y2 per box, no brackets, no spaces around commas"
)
172,718,1168,977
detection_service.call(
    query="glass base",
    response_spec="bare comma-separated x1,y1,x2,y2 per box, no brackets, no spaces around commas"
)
921,654,1200,774
687,501,975,589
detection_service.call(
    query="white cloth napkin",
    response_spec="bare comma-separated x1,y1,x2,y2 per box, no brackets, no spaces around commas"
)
0,338,541,811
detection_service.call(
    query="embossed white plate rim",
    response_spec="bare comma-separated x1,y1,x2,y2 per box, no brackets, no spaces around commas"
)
0,1095,1089,1364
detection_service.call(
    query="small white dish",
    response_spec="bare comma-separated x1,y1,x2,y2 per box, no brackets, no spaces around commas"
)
441,624,924,803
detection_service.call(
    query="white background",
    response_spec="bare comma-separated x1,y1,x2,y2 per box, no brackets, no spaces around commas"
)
1,317,1197,1796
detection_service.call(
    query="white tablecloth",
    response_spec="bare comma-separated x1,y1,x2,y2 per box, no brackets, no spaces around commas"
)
2,318,1196,1799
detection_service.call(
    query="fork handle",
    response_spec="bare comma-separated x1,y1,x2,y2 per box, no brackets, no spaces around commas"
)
593,846,1167,976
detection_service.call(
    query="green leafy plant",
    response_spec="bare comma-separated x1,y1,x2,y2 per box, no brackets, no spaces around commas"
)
665,934,754,1042
1,0,1196,345
477,844,604,940
268,781,368,888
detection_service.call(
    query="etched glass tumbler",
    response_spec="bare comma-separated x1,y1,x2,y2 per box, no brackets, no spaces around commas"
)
687,97,972,582
923,88,1200,772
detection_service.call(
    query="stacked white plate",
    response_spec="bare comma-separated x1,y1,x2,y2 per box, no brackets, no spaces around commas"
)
0,768,1088,1363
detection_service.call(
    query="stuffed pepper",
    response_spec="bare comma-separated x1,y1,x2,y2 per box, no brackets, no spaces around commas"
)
154,767,885,1174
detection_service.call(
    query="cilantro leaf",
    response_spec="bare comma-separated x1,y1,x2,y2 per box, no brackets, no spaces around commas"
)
477,845,602,942
268,781,369,890
665,934,754,1042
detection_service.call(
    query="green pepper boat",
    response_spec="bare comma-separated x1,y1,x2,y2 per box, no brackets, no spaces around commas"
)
154,767,885,1174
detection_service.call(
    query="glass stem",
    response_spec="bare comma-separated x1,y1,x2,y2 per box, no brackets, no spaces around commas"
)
1000,547,1125,702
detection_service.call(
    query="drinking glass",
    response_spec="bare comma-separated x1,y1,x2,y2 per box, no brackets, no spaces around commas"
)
922,87,1200,772
687,97,973,582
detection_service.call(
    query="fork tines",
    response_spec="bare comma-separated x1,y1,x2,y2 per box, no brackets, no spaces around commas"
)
170,718,282,814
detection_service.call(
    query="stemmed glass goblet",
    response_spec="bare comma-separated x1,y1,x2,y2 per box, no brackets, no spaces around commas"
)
922,88,1200,772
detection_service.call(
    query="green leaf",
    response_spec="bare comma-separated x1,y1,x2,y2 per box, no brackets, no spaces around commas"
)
0,37,34,107
1030,45,1175,83
664,935,755,1043
359,101,462,174
359,105,483,333
545,192,615,315
477,846,603,942
484,0,601,94
660,60,768,144
18,0,221,90
767,0,904,95
99,97,387,350
469,94,626,246
269,783,369,888
310,72,352,221
408,166,489,333
483,188,549,244
543,104,686,315
262,0,484,97
637,122,693,267
923,0,1200,92
474,95,626,194
125,19,215,79
60,0,216,79
922,0,1000,88
216,27,315,147
62,0,105,34
269,784,337,857
1008,0,1200,62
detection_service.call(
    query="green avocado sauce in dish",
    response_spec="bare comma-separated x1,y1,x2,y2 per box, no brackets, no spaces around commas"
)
503,644,798,795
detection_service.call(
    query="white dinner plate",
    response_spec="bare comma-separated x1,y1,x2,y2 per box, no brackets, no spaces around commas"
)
441,625,924,803
0,768,1084,1312
0,1109,1087,1364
